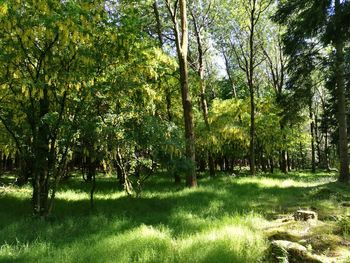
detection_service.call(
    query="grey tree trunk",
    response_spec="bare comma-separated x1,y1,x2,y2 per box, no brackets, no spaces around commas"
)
248,0,257,176
167,0,197,187
309,103,316,173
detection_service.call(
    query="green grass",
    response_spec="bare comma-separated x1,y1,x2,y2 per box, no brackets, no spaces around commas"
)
0,171,349,262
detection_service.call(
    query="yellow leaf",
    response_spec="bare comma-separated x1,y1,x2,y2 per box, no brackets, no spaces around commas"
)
0,4,8,16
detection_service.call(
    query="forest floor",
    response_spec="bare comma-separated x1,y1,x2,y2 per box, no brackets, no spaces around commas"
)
0,171,350,262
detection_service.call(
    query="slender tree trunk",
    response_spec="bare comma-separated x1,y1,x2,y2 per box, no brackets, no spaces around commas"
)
278,123,287,174
248,0,257,176
249,84,255,175
154,1,177,183
269,157,274,173
280,150,288,173
223,52,237,98
90,169,96,210
287,151,291,171
32,87,50,217
300,141,305,169
314,113,321,167
199,81,215,177
153,2,172,123
116,148,132,194
190,10,215,177
279,123,288,173
169,0,197,187
309,104,316,173
165,90,173,122
335,0,349,183
324,126,330,171
179,0,196,186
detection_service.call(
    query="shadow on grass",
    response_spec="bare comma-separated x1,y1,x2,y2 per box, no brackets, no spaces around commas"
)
0,171,347,262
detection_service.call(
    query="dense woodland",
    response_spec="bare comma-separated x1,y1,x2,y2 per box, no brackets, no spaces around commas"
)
1,1,350,262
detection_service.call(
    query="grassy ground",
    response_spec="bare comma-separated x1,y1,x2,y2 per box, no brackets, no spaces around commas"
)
0,171,349,262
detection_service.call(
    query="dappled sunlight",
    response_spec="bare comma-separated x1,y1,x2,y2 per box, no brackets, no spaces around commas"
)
1,172,349,262
235,176,334,189
1,222,266,263
177,224,267,263
56,190,88,202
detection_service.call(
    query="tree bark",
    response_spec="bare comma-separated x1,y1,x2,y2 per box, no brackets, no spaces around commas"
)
32,87,50,217
171,0,197,187
190,7,215,177
314,112,321,167
309,103,316,173
248,0,256,176
269,157,274,173
324,125,330,171
335,0,349,183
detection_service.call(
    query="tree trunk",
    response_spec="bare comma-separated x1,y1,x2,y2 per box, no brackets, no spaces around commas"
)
324,126,330,171
90,170,96,210
16,154,32,186
299,141,305,169
200,84,215,177
269,157,274,173
248,1,257,176
190,7,215,177
314,113,321,167
280,123,288,173
174,0,197,187
32,87,50,217
249,86,255,175
280,150,288,173
287,151,291,171
335,0,349,183
198,156,206,172
309,104,316,173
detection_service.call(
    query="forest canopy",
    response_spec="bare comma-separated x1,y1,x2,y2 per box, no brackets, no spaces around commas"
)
1,1,350,262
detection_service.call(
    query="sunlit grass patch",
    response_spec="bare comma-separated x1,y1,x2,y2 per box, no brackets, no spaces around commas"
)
177,223,267,263
0,171,348,262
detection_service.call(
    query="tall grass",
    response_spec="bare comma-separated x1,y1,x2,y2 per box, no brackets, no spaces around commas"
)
0,171,345,262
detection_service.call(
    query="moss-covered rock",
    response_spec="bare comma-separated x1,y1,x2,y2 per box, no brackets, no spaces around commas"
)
267,240,324,263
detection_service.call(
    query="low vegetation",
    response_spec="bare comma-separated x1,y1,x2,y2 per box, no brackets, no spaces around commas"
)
1,171,349,262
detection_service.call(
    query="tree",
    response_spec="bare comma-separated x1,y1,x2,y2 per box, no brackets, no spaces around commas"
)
274,0,350,182
165,0,197,187
0,0,114,216
188,0,216,177
263,26,290,173
217,0,272,175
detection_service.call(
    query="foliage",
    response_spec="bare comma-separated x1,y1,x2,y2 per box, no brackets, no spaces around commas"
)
1,171,349,262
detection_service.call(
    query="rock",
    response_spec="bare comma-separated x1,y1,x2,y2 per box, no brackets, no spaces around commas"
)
306,234,343,254
294,210,318,221
272,240,308,252
298,239,308,245
268,240,324,263
272,214,294,222
268,231,300,243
